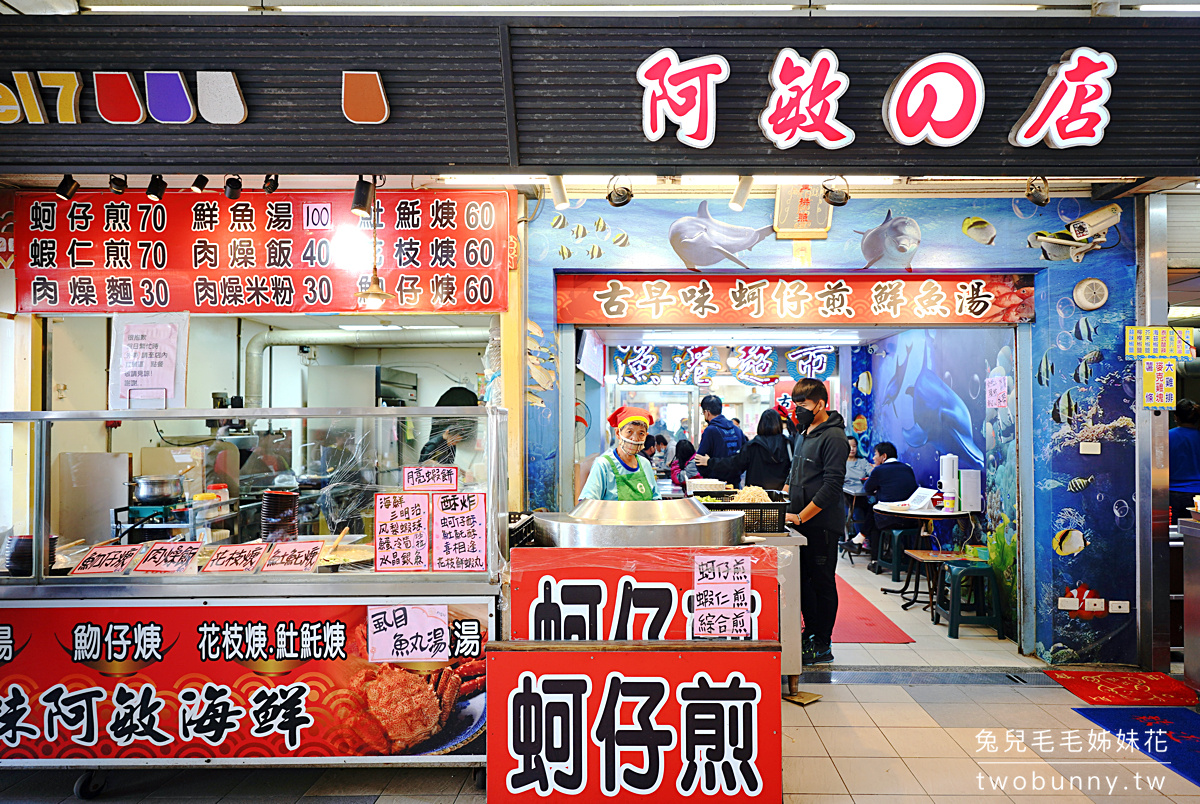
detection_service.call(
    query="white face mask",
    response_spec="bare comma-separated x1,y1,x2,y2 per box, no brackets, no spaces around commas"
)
618,435,645,452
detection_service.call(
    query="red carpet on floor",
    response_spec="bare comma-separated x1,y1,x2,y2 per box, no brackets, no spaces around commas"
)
831,575,914,644
1046,670,1199,706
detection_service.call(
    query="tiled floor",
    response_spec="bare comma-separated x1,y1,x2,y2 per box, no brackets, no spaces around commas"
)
833,550,1048,669
5,682,1195,803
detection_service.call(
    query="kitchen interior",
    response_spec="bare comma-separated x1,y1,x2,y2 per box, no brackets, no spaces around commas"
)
22,312,496,568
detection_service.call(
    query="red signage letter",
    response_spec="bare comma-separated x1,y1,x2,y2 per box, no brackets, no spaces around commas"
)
884,53,985,148
760,48,854,150
637,48,730,150
1009,47,1116,149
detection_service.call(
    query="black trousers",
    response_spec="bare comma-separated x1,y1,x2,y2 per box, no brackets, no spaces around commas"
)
1170,491,1196,525
798,524,840,646
865,510,911,553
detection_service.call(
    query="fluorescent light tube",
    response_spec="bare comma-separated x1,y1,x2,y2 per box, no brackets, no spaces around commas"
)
84,4,253,9
754,174,898,186
822,3,1039,9
339,324,403,331
276,4,797,11
1168,308,1200,320
1136,3,1200,8
439,174,548,185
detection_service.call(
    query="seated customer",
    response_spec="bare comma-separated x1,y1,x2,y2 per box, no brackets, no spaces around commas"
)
670,439,701,488
862,441,919,571
843,436,873,544
694,409,792,491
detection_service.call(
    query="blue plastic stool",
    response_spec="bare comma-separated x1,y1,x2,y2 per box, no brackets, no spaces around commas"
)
877,528,921,582
933,560,1005,639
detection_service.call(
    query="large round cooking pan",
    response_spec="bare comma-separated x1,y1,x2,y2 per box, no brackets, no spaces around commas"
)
129,474,185,504
532,497,746,548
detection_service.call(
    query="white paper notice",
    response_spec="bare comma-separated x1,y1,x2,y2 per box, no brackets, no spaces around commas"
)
692,554,752,638
119,323,178,400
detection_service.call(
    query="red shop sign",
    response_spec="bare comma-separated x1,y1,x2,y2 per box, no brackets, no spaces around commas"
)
0,598,490,762
558,273,1035,327
14,189,514,314
487,645,782,801
507,547,780,642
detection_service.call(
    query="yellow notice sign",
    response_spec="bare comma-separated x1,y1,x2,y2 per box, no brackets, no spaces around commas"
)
1126,326,1193,358
1141,357,1177,409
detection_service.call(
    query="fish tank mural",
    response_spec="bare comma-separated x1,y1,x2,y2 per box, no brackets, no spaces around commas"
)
529,195,1136,276
1031,257,1138,667
851,328,1021,636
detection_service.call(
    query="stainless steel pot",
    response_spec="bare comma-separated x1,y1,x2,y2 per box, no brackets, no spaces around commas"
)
130,474,185,504
532,497,745,548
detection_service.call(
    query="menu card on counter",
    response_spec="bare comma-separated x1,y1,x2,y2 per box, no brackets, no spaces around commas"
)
432,492,487,572
133,541,202,574
261,541,323,573
375,493,430,571
201,543,270,573
692,554,752,639
365,604,450,662
69,544,143,576
402,465,458,492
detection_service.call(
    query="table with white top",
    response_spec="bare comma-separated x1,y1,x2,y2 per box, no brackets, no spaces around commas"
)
873,503,980,598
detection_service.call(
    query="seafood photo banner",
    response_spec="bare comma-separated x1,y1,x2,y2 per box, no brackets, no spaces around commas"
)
0,597,492,764
559,273,1034,327
487,645,782,802
13,189,515,314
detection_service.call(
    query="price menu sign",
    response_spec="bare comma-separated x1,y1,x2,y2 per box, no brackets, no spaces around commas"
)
14,189,513,314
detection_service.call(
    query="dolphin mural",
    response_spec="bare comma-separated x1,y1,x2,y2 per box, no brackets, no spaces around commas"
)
668,200,775,272
855,209,921,271
879,342,914,414
901,342,985,470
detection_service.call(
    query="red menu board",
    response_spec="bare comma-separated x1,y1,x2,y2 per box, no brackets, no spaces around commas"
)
14,189,514,314
0,598,490,762
507,547,779,642
487,646,782,802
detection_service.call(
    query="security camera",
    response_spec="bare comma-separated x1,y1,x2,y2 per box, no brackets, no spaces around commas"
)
1066,204,1121,242
1035,203,1122,263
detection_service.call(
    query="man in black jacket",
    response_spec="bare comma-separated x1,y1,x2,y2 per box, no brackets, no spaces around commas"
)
784,377,848,665
863,441,920,572
696,394,748,487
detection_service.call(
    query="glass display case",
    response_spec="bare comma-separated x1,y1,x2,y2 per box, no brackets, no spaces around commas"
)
0,406,508,592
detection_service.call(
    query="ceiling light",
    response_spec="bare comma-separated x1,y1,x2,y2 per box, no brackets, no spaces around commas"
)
680,175,741,186
354,273,396,311
339,324,403,331
1137,3,1200,8
729,176,754,212
146,174,167,202
404,325,461,330
639,331,862,346
263,174,279,194
607,177,634,208
1025,176,1050,207
756,174,897,186
274,4,796,11
549,175,570,211
83,4,257,10
190,174,209,193
822,176,851,207
439,174,549,185
1168,307,1200,320
562,174,660,186
224,175,242,200
108,174,127,195
822,3,1039,9
351,175,375,217
55,174,79,201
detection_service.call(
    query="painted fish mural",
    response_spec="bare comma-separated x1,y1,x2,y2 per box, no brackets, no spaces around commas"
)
1074,317,1098,342
1053,528,1089,557
902,343,984,470
613,231,630,247
855,210,921,271
962,216,997,245
668,200,774,272
1037,350,1055,387
880,343,915,414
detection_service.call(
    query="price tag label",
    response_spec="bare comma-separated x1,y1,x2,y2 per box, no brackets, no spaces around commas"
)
133,542,201,574
692,554,752,638
432,492,487,572
261,541,324,573
201,543,269,573
365,604,449,662
375,493,430,571
402,465,458,492
303,202,332,230
69,545,142,576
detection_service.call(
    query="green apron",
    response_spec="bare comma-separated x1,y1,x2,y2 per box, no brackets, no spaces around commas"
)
605,452,654,501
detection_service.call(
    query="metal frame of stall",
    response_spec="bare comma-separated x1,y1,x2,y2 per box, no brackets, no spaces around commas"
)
0,405,507,783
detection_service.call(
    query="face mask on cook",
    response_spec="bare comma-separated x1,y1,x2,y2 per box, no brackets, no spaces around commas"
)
794,406,815,431
618,436,645,452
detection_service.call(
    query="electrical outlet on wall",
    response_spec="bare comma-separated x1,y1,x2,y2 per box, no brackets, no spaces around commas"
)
1058,597,1081,611
1084,598,1106,612
1080,442,1101,455
1109,600,1130,614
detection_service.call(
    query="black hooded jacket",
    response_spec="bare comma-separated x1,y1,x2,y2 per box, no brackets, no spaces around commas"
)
787,411,850,532
702,434,792,491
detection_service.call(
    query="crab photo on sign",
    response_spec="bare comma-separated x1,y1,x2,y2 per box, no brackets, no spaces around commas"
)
332,604,489,756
